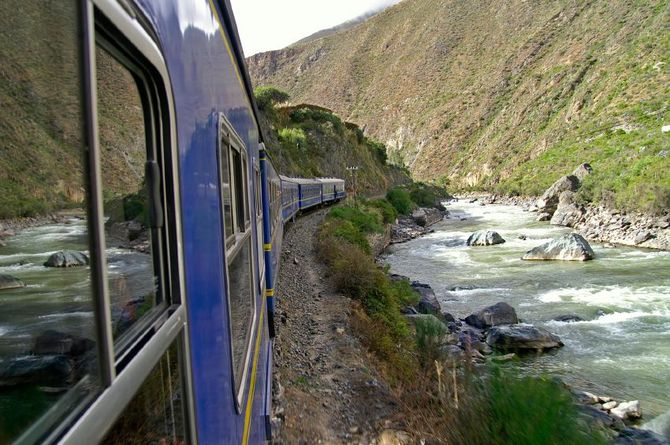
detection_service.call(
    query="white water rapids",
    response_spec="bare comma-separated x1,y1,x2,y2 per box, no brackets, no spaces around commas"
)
384,200,670,432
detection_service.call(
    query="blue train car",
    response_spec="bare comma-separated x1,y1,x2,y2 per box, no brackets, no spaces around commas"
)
279,175,300,222
0,0,271,443
0,0,346,444
317,178,346,203
293,178,323,210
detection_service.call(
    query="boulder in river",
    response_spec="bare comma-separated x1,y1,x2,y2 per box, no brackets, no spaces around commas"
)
611,401,642,421
411,281,441,315
550,191,585,227
411,208,443,227
0,355,72,387
486,324,564,351
44,250,89,268
552,314,585,323
464,302,518,329
0,274,25,290
466,230,505,246
614,428,666,445
535,175,581,214
522,233,595,261
34,330,95,357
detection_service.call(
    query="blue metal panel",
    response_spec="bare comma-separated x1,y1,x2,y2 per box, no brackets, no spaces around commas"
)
135,0,264,442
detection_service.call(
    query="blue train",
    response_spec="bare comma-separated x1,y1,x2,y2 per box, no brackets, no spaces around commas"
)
0,0,344,443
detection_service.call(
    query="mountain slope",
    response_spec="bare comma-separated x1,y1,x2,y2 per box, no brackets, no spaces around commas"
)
247,0,670,213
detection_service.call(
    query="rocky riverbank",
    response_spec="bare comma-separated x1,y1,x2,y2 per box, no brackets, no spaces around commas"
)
0,213,78,246
390,273,667,444
459,194,670,251
389,207,446,244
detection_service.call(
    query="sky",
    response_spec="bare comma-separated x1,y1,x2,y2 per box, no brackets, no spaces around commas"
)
230,0,403,57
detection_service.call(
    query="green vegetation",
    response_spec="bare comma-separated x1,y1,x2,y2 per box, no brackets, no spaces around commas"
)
386,187,413,215
254,87,410,194
433,366,608,445
367,198,398,224
386,182,450,215
254,85,290,111
317,201,419,378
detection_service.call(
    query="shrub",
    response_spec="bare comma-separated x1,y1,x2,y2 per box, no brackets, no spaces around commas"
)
386,187,414,215
289,107,344,134
278,127,307,150
328,204,383,234
329,219,371,253
414,315,447,363
441,367,608,445
254,86,290,110
368,199,398,224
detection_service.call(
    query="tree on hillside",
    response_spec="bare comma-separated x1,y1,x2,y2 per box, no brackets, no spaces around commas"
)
254,86,290,111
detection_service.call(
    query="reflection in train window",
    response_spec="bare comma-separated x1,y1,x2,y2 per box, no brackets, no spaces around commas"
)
0,1,100,442
96,44,161,348
227,238,254,395
218,114,256,408
220,136,234,242
101,341,185,445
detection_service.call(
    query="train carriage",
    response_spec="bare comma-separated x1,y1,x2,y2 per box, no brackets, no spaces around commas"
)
293,178,323,211
278,176,300,222
0,0,344,444
316,178,346,203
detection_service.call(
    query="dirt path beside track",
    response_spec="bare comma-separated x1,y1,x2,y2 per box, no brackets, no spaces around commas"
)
271,208,407,444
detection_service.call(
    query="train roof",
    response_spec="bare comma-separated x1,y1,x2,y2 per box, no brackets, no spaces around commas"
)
279,176,323,185
315,178,344,184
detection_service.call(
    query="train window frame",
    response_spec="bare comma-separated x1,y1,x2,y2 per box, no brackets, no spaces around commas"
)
217,112,258,412
53,1,195,444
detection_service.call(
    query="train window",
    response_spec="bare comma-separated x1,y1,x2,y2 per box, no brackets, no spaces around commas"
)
217,113,256,409
220,142,234,242
242,156,250,227
231,149,244,233
0,1,101,442
101,340,185,444
255,169,262,217
96,44,163,348
227,238,254,396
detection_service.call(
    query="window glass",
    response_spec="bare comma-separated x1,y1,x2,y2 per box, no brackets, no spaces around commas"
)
220,140,233,241
231,149,244,233
242,157,250,226
255,169,261,217
227,238,254,395
96,45,160,345
0,1,100,441
102,341,185,445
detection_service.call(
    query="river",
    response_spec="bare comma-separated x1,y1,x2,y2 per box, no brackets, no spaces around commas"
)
383,199,670,425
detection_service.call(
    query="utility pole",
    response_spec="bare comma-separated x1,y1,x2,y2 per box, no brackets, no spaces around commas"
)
346,165,359,203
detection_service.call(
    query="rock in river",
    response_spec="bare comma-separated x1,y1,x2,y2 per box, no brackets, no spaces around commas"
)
486,324,564,351
411,281,441,315
535,175,580,214
0,355,73,387
464,302,518,329
522,233,595,261
466,230,505,246
44,250,89,268
0,274,25,290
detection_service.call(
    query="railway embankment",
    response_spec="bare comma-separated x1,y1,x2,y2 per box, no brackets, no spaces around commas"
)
271,208,408,443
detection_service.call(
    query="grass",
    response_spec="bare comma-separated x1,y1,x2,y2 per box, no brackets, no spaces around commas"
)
317,201,419,381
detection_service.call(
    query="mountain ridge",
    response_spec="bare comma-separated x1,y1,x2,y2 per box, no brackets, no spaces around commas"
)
247,0,670,213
